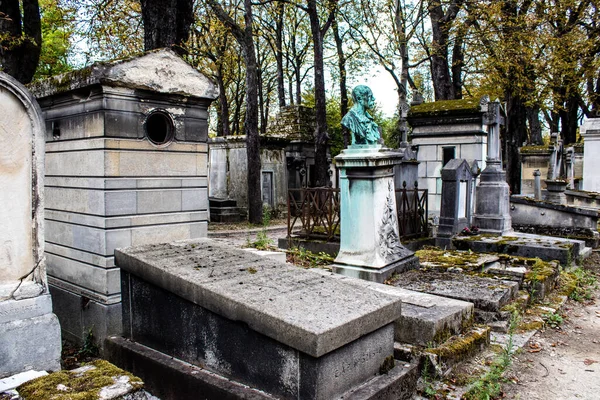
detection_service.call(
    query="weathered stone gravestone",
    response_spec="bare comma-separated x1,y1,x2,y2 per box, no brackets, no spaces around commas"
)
333,86,418,282
437,159,478,237
581,117,600,192
108,239,417,399
408,97,489,212
0,72,61,376
472,98,512,235
29,48,218,345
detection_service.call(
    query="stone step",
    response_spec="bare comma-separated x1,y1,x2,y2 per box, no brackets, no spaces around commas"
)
417,248,561,303
339,360,419,400
208,197,237,208
310,270,474,347
394,326,491,377
390,270,519,313
452,232,586,266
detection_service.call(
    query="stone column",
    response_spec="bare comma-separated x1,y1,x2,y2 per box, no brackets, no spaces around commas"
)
533,169,542,200
472,100,513,235
332,146,418,283
0,72,61,376
581,117,600,192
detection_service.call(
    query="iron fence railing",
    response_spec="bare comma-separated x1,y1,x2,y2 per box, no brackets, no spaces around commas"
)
287,182,428,242
287,188,340,241
396,181,429,239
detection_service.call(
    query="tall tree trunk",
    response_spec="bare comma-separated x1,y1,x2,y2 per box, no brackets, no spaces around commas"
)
243,32,262,223
561,95,579,145
506,91,527,194
526,106,543,145
332,19,349,147
307,0,332,187
216,68,231,137
257,46,266,134
451,30,464,100
0,0,41,84
206,0,262,223
140,0,193,53
428,0,463,101
275,2,286,107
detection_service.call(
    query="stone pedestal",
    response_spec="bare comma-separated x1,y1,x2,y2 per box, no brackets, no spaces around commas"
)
332,146,418,283
472,100,512,235
545,180,568,205
472,160,512,235
581,118,600,192
0,72,61,377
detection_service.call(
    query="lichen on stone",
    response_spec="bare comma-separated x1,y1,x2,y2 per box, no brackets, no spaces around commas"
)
17,359,143,400
408,98,481,117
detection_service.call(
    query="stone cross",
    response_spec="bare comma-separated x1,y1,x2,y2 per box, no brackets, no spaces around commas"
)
481,98,504,168
398,100,410,147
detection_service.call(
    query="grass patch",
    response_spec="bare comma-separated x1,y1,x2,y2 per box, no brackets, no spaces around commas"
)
286,247,334,269
246,206,276,250
559,267,598,301
462,312,520,400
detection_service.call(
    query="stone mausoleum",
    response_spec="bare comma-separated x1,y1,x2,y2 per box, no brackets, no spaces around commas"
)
29,49,218,344
208,105,321,217
408,98,489,212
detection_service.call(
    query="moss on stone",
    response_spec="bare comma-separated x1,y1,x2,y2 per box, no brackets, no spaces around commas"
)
426,327,490,362
409,98,481,117
18,360,143,400
520,145,550,154
517,319,545,332
379,355,395,374
415,248,483,270
524,258,556,284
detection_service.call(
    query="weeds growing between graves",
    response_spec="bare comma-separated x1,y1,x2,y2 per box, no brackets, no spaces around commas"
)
560,267,598,302
286,247,334,269
542,311,564,328
462,312,520,400
246,205,275,250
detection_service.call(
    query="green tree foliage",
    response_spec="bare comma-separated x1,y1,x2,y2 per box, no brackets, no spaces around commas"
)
0,0,42,84
76,0,143,63
34,0,76,79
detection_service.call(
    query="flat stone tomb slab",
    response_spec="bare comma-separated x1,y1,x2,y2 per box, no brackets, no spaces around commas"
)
310,270,474,347
417,248,499,272
391,270,519,312
116,239,402,399
452,232,586,266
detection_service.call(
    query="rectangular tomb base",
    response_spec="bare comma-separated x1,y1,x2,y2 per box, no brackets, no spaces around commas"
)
0,294,62,377
332,255,420,284
49,284,122,349
106,336,419,400
452,232,587,266
120,271,394,399
115,239,405,400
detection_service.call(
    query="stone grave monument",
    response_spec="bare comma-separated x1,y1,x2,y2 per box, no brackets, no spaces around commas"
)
28,48,218,345
0,72,61,376
581,116,600,192
545,132,568,204
437,159,479,237
107,239,418,399
472,98,512,235
407,96,489,212
332,85,418,282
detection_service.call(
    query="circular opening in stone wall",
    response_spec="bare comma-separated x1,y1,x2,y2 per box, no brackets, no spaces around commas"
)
145,110,174,145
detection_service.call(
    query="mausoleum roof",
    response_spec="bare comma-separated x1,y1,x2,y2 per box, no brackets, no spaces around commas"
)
29,48,218,100
409,98,482,117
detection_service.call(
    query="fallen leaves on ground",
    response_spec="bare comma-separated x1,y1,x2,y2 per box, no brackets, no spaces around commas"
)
583,359,598,366
528,343,542,353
